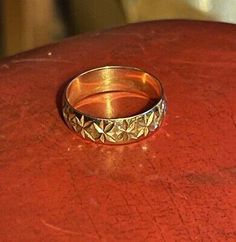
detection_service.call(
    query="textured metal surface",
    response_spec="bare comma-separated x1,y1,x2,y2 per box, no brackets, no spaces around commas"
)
0,21,236,241
63,99,166,144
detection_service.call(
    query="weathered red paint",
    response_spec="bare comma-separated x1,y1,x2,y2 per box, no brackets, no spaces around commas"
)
0,21,235,241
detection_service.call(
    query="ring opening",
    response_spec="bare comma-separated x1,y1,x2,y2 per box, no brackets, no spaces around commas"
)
66,67,163,119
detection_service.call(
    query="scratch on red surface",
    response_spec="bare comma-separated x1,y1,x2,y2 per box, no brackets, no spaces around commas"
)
0,64,10,69
85,211,102,242
170,59,236,68
162,182,194,241
41,219,81,236
68,164,102,241
138,188,167,241
138,43,146,52
11,58,73,64
102,32,143,39
41,218,102,240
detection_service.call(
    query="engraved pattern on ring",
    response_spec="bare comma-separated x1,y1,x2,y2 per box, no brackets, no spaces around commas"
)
63,99,166,144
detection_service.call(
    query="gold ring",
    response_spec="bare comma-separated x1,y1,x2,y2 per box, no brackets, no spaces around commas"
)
62,66,166,144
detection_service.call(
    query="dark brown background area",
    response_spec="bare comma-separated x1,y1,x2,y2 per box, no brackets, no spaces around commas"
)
1,0,235,57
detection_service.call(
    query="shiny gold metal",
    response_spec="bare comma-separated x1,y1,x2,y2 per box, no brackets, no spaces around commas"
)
63,66,166,144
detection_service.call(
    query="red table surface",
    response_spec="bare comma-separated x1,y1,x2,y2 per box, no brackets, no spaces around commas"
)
0,20,236,242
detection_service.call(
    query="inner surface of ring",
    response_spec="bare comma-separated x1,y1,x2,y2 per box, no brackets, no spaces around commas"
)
66,67,162,119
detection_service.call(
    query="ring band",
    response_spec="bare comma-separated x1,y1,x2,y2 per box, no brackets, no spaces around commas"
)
62,66,166,144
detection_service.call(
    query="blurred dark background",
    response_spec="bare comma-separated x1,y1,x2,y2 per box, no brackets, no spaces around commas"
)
0,0,235,58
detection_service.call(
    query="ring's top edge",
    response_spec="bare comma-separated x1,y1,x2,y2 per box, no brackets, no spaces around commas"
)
64,65,166,121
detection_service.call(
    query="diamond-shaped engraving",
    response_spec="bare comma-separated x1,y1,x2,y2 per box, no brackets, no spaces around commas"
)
63,99,166,144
